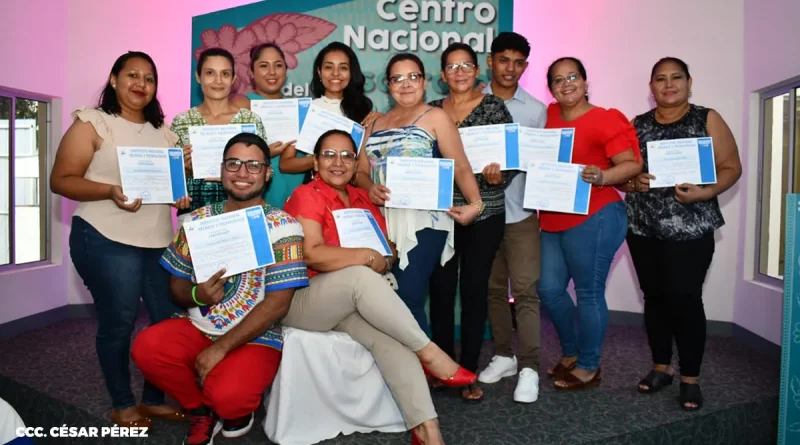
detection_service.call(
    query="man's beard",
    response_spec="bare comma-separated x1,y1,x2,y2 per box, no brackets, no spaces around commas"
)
224,184,266,202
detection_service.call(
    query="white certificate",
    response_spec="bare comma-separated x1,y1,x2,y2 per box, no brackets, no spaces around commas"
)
117,146,187,204
647,137,717,188
250,98,311,144
518,127,575,167
183,206,275,283
384,157,455,211
294,105,365,155
189,124,257,179
523,161,592,215
332,208,392,256
458,124,513,172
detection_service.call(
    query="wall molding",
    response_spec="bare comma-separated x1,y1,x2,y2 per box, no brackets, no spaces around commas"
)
0,306,782,361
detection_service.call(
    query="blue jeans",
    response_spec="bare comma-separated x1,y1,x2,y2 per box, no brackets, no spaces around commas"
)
392,228,449,334
69,216,181,410
537,201,627,371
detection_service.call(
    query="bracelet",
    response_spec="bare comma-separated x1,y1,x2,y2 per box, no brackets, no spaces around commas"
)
192,286,207,307
470,199,485,215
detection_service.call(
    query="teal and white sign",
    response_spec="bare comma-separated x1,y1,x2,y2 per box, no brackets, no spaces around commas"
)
779,193,800,444
191,0,514,110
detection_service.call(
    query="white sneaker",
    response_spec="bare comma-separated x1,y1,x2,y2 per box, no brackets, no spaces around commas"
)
478,355,518,383
514,368,540,403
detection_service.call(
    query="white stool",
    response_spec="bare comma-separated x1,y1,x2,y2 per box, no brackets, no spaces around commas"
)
262,328,407,445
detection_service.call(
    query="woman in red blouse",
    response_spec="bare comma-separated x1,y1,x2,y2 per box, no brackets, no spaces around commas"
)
537,57,642,390
283,129,473,445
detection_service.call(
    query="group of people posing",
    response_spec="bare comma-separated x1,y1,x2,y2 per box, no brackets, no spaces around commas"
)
50,31,742,445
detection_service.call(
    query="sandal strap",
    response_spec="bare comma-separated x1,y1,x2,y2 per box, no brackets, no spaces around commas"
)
638,370,674,391
679,382,703,409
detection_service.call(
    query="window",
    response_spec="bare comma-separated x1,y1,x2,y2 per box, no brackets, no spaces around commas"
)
758,85,800,280
0,89,51,266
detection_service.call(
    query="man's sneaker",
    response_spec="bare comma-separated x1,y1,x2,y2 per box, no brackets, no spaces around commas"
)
478,355,518,384
183,406,222,445
221,412,255,438
513,368,540,403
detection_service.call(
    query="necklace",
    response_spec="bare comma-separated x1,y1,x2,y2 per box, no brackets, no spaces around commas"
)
127,120,146,135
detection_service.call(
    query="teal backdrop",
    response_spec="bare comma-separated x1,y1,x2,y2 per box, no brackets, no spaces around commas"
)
779,194,800,444
191,0,514,340
191,0,513,110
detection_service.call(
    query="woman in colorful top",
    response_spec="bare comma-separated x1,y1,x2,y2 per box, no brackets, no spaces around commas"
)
283,129,476,445
538,57,642,390
619,57,741,410
427,43,513,403
171,47,267,224
231,43,301,208
280,42,380,180
355,53,482,349
50,51,188,428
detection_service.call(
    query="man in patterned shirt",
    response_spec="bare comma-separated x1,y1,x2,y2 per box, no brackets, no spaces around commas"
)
132,133,308,445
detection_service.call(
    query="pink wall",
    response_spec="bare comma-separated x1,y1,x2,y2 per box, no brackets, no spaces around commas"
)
0,0,69,325
733,0,800,345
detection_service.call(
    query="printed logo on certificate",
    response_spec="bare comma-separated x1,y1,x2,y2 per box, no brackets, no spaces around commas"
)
384,157,455,211
189,124,256,179
294,105,365,155
117,147,188,204
523,161,592,215
332,208,392,256
250,98,311,144
646,137,717,188
183,206,275,283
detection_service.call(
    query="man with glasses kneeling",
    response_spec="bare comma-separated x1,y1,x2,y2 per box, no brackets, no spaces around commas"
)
132,133,309,445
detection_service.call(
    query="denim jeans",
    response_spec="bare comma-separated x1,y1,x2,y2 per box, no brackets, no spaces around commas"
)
69,216,181,410
392,228,449,334
537,201,627,371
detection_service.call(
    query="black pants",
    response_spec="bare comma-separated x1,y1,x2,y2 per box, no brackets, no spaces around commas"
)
429,213,506,373
626,231,715,377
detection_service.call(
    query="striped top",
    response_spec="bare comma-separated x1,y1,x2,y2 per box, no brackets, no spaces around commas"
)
364,115,455,269
429,95,513,222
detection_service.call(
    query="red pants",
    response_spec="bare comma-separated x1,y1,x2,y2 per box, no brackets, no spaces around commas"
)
131,318,281,419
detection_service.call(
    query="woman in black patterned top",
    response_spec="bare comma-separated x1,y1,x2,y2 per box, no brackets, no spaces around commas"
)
428,42,513,403
619,57,741,411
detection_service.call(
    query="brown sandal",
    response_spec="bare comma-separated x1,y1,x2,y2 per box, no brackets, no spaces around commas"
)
137,403,187,421
547,360,577,379
554,368,602,390
110,411,153,428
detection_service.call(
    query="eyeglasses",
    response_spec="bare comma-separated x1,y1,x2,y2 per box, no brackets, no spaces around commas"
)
318,149,357,164
444,62,477,73
388,72,424,85
551,73,581,87
222,158,268,174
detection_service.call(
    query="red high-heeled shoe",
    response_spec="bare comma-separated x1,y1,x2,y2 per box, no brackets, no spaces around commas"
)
412,429,423,445
421,363,476,387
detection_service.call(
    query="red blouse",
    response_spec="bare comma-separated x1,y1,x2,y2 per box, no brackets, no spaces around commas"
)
283,176,388,278
541,103,641,232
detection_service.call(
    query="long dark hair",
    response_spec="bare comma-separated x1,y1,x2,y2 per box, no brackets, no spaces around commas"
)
98,51,165,128
310,42,373,123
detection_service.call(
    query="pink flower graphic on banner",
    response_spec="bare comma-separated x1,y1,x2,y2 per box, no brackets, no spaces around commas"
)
194,13,337,96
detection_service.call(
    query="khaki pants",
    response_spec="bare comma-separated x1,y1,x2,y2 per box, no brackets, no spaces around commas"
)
486,213,542,370
282,266,436,428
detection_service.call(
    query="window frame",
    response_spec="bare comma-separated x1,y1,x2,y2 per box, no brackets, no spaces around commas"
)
0,86,54,270
755,81,800,284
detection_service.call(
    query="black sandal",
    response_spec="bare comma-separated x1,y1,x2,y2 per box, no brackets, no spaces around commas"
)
679,382,703,411
637,370,674,394
461,382,483,404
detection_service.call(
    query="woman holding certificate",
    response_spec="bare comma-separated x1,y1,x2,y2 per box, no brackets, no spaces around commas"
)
50,51,187,428
280,42,380,181
619,57,741,410
355,53,483,375
427,43,513,403
231,43,303,208
283,129,476,445
172,47,267,224
537,57,642,391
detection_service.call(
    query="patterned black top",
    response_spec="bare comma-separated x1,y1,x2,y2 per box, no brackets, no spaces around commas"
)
626,104,724,240
429,94,514,222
